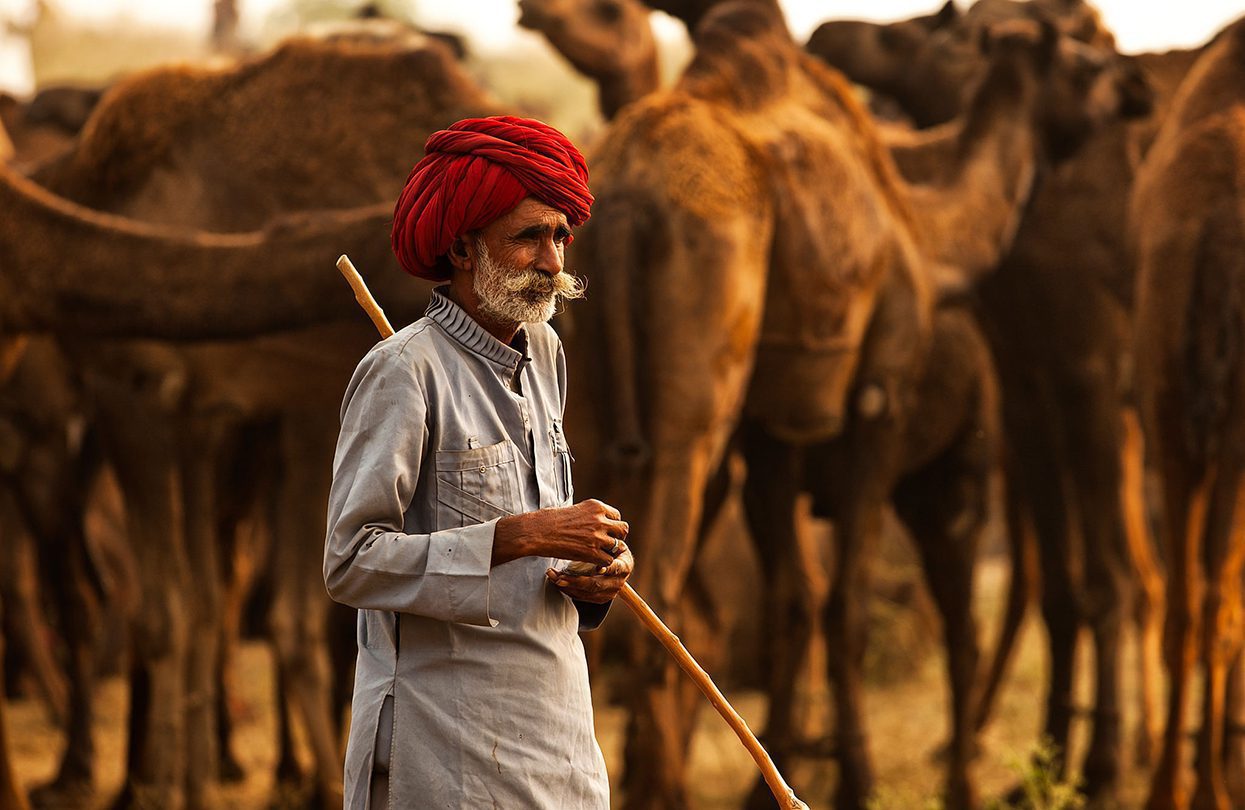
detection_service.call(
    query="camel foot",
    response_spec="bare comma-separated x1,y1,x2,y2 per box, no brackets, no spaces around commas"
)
267,777,314,810
1225,746,1245,809
106,782,185,810
1189,778,1231,810
267,778,340,810
29,777,94,810
928,737,985,765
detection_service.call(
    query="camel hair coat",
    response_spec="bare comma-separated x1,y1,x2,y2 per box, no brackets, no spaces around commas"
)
324,287,611,810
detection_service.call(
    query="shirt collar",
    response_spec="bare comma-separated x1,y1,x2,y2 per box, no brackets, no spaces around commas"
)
425,286,528,370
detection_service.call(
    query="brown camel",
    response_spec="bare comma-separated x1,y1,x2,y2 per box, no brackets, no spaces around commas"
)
563,5,1142,809
1132,16,1245,810
0,85,102,172
517,0,660,118
0,28,495,809
806,0,1116,128
805,3,1210,800
749,17,1147,810
0,99,121,810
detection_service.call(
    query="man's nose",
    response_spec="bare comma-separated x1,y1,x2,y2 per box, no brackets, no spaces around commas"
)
534,236,564,276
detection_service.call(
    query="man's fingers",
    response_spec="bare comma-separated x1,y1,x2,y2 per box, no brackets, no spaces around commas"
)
586,499,622,521
553,573,626,604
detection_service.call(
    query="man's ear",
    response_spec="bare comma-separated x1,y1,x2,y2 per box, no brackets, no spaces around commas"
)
446,236,473,272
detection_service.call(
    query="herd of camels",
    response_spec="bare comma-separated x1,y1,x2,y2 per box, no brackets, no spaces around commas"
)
0,0,1242,808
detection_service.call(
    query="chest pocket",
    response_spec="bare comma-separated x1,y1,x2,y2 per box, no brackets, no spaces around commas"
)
549,418,574,505
435,440,518,529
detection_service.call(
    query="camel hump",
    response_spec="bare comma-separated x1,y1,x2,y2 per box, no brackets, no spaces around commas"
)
40,31,491,217
1180,199,1245,465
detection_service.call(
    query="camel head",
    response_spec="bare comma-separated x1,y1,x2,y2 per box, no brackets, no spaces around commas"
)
518,0,659,118
644,0,783,30
681,0,800,109
974,18,1152,164
807,0,1121,129
806,1,964,124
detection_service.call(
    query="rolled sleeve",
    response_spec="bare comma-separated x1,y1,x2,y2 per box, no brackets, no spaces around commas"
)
426,520,499,626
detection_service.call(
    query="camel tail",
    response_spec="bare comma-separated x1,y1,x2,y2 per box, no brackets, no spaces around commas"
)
585,191,659,475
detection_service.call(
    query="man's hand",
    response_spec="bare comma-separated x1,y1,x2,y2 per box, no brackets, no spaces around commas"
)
493,498,629,567
546,547,634,604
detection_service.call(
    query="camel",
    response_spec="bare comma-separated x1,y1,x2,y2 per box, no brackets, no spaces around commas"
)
0,101,124,810
804,3,1219,800
0,28,496,809
0,85,102,172
517,0,660,118
560,5,1145,809
806,0,1116,128
1131,16,1245,810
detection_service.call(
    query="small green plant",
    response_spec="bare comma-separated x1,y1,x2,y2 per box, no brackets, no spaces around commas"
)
985,737,1085,810
863,737,1084,810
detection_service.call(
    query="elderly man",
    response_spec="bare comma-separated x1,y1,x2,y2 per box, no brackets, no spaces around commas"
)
324,116,632,810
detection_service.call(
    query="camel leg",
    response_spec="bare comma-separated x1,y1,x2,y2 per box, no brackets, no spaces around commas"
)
1144,456,1204,810
740,423,816,763
1010,419,1080,774
1121,407,1165,769
973,457,1038,735
0,518,68,728
95,393,191,810
215,423,276,783
0,599,31,810
36,532,98,806
179,413,233,810
621,448,716,810
1222,647,1245,807
12,439,100,807
893,437,990,810
1189,467,1245,810
823,405,906,810
674,456,732,750
739,423,822,810
267,412,342,810
1066,380,1134,802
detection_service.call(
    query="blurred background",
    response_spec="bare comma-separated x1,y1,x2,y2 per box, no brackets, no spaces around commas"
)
2,2,1245,810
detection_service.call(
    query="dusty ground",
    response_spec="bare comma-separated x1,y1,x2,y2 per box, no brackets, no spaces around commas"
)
12,537,1165,810
7,553,1158,810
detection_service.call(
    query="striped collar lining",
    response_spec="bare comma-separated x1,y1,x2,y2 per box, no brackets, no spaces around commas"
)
425,286,526,369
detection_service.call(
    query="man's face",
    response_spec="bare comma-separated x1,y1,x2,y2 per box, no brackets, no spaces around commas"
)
468,197,585,325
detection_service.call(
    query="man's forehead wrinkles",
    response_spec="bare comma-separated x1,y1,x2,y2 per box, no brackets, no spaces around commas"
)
508,216,569,237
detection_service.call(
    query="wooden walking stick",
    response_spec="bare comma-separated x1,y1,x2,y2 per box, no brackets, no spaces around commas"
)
336,254,807,809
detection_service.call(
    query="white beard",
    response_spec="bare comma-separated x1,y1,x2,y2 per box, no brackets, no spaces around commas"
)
472,240,584,325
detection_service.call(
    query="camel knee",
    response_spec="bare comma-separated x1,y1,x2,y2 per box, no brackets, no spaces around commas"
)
130,590,189,662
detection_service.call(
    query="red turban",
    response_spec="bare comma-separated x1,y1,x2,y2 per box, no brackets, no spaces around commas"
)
391,116,593,280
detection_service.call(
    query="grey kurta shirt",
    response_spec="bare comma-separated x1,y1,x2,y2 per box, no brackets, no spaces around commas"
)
324,288,610,810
